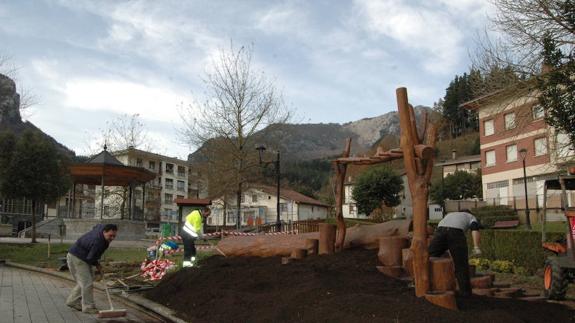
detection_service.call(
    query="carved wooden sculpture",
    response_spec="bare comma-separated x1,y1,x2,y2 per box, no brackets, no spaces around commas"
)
396,87,437,298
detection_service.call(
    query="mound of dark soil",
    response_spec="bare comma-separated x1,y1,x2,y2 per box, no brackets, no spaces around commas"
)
145,249,574,323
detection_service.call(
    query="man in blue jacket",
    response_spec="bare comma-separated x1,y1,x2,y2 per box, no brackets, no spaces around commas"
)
66,223,118,313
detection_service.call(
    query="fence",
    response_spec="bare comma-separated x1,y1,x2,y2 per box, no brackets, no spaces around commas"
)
257,219,322,234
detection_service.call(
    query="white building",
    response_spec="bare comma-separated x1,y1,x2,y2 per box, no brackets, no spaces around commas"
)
342,176,367,219
208,186,329,226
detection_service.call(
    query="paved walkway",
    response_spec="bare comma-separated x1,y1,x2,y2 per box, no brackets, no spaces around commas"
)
0,265,162,323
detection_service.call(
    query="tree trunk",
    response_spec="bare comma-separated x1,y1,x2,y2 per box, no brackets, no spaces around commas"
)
410,180,430,296
31,200,37,243
334,138,351,251
236,182,242,230
217,220,412,257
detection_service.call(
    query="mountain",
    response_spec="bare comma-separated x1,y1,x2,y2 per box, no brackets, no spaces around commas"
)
0,73,75,157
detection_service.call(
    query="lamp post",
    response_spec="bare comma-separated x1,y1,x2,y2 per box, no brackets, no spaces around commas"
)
256,145,281,231
519,148,531,230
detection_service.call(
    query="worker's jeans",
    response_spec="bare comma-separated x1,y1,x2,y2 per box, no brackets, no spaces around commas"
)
182,233,197,259
428,227,472,296
66,253,95,311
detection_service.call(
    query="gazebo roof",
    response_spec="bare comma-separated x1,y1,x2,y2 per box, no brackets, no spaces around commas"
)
70,148,156,186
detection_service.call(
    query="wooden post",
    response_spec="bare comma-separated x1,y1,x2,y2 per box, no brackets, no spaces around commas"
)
424,291,457,310
429,257,456,292
396,87,437,297
318,223,336,255
378,236,409,266
402,248,414,277
334,138,351,251
305,238,319,256
290,248,307,260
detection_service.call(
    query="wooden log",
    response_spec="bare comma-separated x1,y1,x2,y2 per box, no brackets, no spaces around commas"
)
290,248,307,260
493,288,522,298
402,248,414,277
378,236,409,266
216,220,412,257
429,257,456,292
470,275,492,289
305,238,319,256
472,288,494,296
376,266,403,278
424,291,457,310
319,223,336,255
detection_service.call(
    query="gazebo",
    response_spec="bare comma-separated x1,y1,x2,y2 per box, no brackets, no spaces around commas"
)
69,146,156,220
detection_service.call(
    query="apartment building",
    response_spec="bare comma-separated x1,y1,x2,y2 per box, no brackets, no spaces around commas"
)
435,151,481,178
113,147,199,233
462,90,573,221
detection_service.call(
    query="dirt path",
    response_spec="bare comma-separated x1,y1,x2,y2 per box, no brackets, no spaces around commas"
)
146,249,575,323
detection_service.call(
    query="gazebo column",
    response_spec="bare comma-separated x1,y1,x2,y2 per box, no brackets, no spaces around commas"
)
128,184,134,220
100,172,105,220
72,182,77,218
142,184,146,221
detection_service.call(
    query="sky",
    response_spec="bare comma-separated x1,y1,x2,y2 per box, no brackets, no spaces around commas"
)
0,0,496,159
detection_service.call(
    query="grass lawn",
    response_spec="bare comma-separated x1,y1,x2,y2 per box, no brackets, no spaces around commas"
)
516,222,568,233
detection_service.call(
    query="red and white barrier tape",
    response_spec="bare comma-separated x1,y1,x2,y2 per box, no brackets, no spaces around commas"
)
154,230,300,245
140,259,175,281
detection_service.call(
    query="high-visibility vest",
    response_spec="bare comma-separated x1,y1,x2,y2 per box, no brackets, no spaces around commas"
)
183,210,203,237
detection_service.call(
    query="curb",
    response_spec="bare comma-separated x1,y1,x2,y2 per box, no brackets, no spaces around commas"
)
3,260,187,323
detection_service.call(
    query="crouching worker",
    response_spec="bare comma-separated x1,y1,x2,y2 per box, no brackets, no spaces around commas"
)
66,223,118,313
428,209,481,297
182,207,211,268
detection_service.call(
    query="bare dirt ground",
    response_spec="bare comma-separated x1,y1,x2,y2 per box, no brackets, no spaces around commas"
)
145,248,575,323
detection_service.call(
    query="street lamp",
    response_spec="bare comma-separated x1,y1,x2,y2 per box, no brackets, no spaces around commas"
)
519,148,532,230
256,145,281,231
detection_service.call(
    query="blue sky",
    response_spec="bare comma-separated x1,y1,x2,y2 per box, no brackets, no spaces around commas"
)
0,0,495,159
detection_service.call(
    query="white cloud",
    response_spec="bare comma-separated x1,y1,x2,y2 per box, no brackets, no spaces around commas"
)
62,78,192,123
353,0,464,73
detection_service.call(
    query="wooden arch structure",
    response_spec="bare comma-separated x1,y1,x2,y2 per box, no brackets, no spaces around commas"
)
69,147,156,220
333,87,437,298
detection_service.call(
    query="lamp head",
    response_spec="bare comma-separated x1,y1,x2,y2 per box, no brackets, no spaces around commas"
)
255,145,267,163
519,148,527,160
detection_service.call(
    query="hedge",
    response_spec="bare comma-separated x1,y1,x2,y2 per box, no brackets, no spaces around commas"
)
467,229,565,274
470,205,518,228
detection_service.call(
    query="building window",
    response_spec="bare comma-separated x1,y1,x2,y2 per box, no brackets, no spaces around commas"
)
165,163,174,174
148,161,156,170
241,194,245,203
485,150,496,167
534,137,548,156
252,194,258,203
164,193,173,205
280,203,287,213
165,178,174,190
484,119,494,136
532,105,544,119
556,133,574,158
177,166,186,177
504,113,516,130
349,204,356,215
177,180,185,192
136,158,143,167
177,195,184,200
506,145,517,162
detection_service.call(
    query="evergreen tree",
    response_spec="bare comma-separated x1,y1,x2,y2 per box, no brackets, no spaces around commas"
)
1,131,71,242
430,171,482,204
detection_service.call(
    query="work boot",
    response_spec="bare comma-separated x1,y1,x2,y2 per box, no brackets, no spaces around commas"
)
66,302,82,311
82,307,99,314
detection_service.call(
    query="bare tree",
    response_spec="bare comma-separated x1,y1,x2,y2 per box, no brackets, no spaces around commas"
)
0,53,37,114
181,43,290,227
473,0,575,76
84,113,154,219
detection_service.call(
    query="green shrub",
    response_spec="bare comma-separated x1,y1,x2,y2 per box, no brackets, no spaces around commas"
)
514,266,529,276
490,260,514,273
468,229,565,274
469,258,490,270
470,205,518,228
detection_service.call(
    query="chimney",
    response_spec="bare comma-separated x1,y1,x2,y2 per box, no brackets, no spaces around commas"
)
452,150,457,160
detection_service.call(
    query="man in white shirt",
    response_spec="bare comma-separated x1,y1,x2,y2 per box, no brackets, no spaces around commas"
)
428,209,482,297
